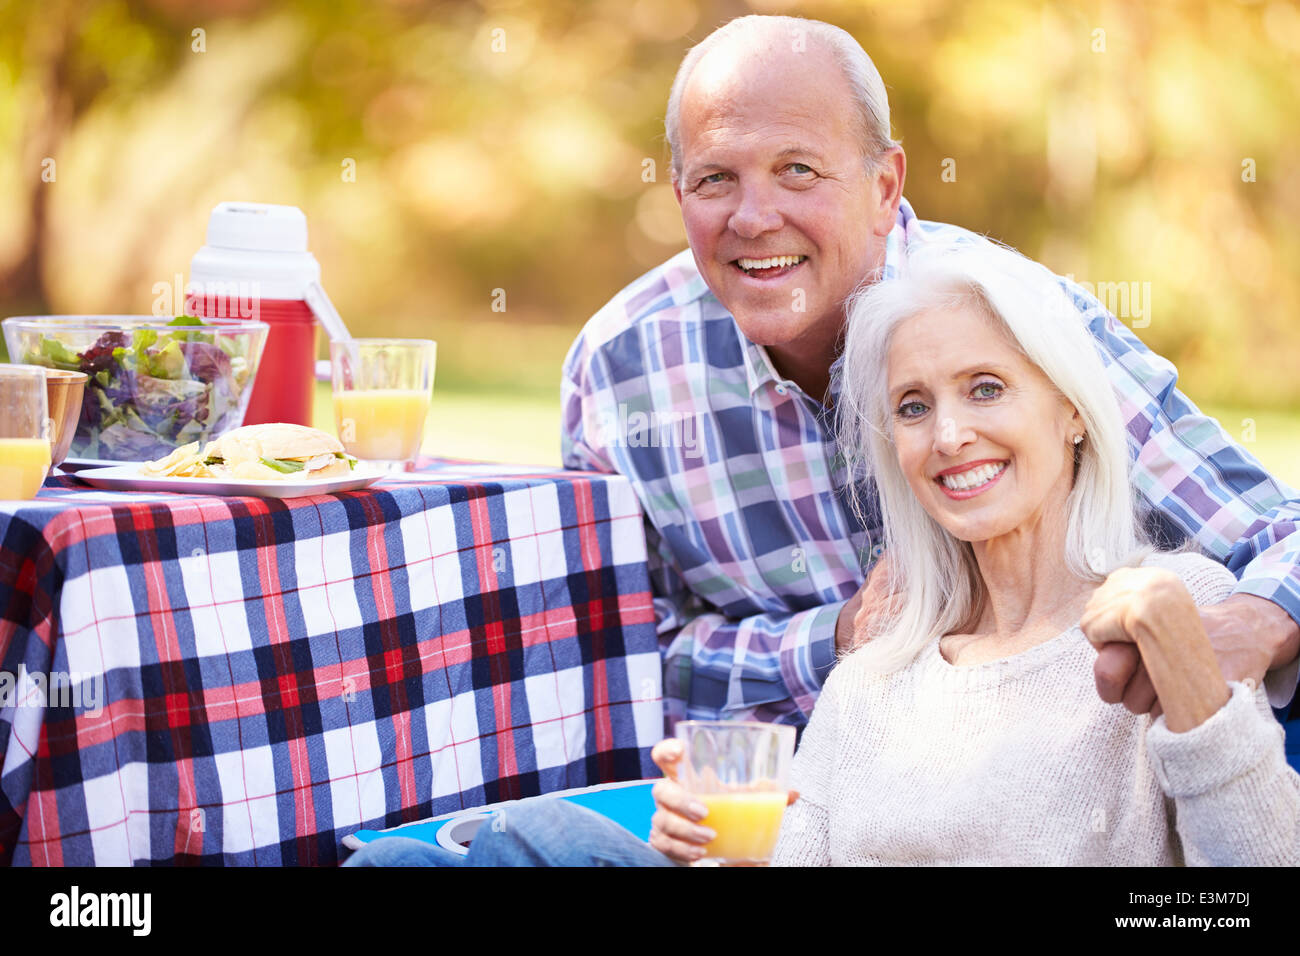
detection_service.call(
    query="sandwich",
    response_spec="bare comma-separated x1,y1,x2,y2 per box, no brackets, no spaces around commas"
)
143,423,357,480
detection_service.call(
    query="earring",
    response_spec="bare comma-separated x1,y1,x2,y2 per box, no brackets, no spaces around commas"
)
1072,434,1084,445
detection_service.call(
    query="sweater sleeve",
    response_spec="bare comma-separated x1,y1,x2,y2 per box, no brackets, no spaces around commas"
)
1146,680,1300,866
770,668,843,866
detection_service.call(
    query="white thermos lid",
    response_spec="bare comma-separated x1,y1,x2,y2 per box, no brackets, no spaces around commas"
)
204,201,309,252
190,201,320,300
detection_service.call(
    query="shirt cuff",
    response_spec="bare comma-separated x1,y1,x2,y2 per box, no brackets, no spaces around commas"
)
1265,655,1300,711
777,601,845,722
1232,578,1300,709
1145,681,1284,798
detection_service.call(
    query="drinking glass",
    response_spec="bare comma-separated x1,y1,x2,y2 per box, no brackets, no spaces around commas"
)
330,339,436,472
675,720,796,865
0,364,52,499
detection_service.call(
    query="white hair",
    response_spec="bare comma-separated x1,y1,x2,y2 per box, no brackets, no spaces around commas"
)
664,15,899,178
836,238,1150,675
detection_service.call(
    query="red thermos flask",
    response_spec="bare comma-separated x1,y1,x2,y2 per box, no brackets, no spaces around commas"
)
188,203,323,427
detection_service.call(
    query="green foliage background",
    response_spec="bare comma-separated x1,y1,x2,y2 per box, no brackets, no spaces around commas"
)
1,0,1296,475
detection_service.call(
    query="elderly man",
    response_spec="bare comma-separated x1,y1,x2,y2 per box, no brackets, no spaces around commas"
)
347,14,1300,867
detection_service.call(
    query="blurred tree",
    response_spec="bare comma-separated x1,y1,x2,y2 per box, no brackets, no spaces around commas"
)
0,0,231,309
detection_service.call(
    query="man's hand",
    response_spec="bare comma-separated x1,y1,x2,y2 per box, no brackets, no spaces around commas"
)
1197,593,1300,686
1091,590,1297,717
835,555,899,655
647,738,798,864
834,590,864,657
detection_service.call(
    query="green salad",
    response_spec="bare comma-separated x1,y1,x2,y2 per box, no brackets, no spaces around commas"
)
25,317,255,461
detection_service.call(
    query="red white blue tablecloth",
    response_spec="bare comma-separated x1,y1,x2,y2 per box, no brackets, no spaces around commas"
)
0,460,663,865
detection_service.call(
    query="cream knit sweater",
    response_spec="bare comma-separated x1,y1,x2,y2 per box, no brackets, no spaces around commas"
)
771,552,1300,866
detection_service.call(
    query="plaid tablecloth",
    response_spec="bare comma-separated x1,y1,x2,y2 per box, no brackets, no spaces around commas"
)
0,460,663,865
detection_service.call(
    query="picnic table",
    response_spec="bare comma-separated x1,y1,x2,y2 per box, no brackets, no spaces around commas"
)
0,460,663,865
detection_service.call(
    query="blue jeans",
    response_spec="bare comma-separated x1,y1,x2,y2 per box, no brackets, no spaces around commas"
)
343,796,680,867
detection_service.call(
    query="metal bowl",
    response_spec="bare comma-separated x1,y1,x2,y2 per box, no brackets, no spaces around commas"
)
43,369,88,470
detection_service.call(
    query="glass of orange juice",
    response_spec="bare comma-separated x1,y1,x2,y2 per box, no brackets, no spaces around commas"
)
0,364,53,500
330,339,436,472
675,720,796,866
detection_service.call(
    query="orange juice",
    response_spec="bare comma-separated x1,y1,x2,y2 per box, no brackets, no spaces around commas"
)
333,389,429,461
0,437,52,500
699,790,788,862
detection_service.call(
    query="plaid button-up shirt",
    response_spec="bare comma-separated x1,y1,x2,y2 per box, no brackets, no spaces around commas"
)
561,198,1300,730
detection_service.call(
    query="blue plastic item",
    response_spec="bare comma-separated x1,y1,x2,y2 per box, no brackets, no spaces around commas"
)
342,780,657,857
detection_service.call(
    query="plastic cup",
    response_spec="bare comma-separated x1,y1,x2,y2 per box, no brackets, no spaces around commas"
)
330,339,436,472
675,720,796,865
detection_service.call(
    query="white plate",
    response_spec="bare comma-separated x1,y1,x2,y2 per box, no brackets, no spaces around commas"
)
73,464,385,499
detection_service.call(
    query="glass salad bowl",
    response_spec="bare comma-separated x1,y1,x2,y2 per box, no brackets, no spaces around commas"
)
3,315,269,463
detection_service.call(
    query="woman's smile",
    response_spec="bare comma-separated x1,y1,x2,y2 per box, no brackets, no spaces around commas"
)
934,459,1009,499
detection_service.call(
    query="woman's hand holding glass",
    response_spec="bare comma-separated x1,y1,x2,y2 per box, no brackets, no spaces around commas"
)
648,740,716,863
648,734,799,865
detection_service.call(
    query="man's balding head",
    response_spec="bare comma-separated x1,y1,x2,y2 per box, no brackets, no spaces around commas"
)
665,16,897,180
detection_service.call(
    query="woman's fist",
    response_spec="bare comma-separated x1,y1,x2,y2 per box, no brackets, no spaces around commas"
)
1080,566,1229,732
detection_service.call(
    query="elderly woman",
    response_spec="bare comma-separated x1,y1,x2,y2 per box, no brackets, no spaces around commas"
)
765,239,1299,865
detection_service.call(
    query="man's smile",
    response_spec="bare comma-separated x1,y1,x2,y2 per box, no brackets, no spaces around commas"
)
732,254,807,279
